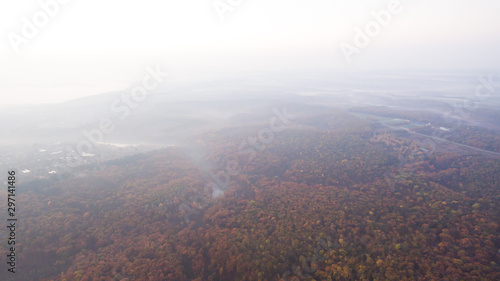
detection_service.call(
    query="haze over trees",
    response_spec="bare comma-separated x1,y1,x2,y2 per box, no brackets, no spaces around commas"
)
1,96,498,280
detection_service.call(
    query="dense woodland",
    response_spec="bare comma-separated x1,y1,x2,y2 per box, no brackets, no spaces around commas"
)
1,110,499,280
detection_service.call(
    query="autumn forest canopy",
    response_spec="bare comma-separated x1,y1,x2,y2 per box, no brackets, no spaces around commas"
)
1,97,500,281
2,0,500,279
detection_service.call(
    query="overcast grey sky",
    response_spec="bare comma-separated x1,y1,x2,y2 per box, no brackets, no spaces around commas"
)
1,0,499,104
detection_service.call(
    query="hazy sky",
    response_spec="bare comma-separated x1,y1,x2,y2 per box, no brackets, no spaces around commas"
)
1,0,499,105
